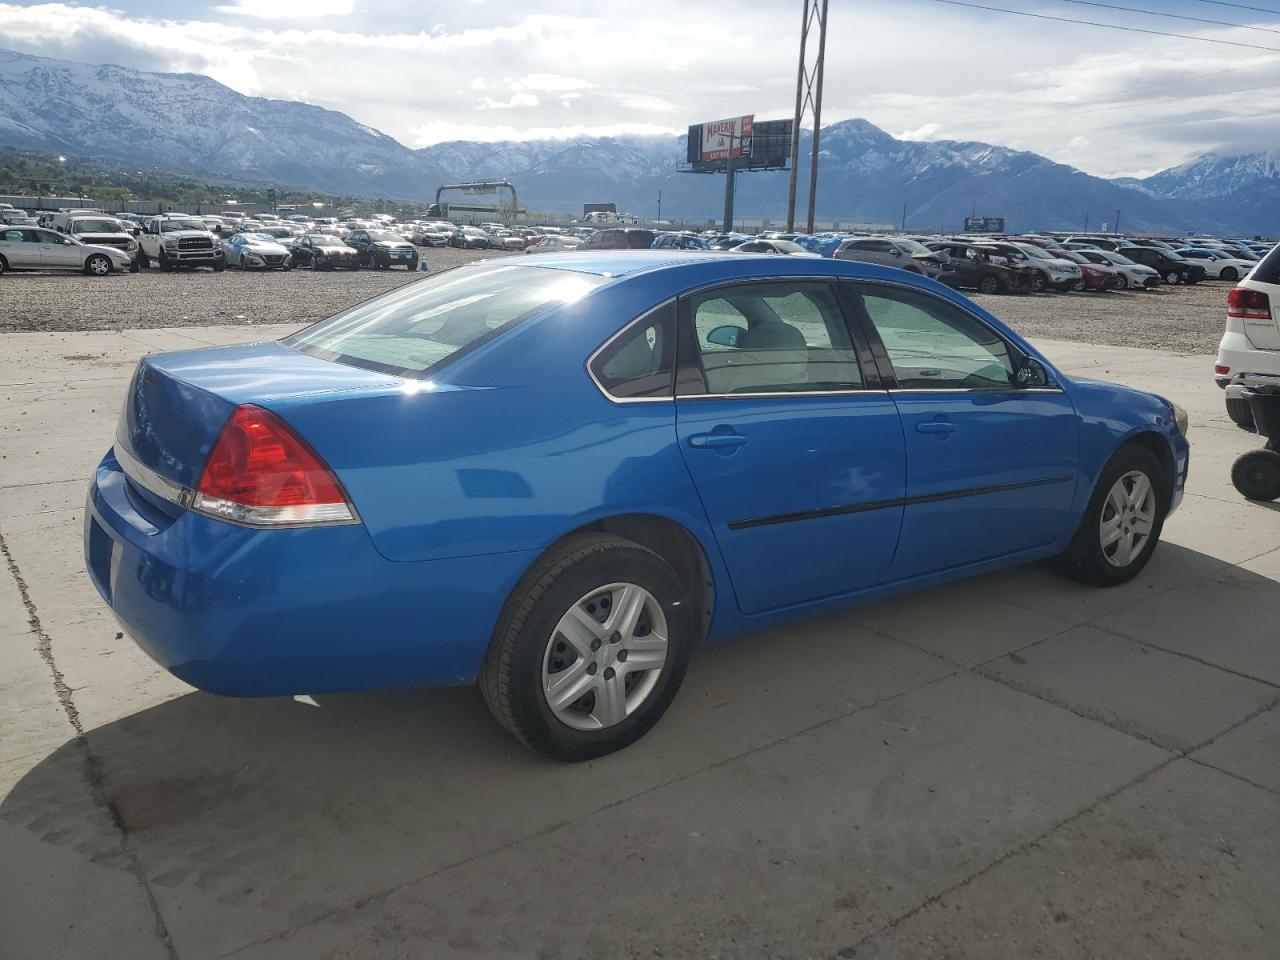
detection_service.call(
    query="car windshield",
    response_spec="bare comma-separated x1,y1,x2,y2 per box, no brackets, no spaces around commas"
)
1014,243,1054,259
367,230,404,242
285,264,607,378
72,219,123,233
1057,251,1088,264
305,234,335,243
772,240,807,254
896,239,932,256
162,220,208,232
238,233,273,243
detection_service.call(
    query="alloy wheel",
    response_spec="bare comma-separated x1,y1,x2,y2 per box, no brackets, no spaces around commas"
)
542,582,668,731
1100,470,1156,567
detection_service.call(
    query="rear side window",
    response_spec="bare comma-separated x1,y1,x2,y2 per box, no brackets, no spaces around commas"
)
285,264,605,378
590,302,676,399
1251,243,1280,284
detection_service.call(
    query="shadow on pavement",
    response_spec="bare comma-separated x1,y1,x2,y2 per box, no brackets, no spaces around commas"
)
2,542,1277,957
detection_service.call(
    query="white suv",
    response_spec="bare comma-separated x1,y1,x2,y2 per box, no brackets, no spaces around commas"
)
1215,244,1280,426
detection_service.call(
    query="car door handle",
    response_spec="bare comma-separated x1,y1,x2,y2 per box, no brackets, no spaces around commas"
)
687,433,748,449
916,421,957,435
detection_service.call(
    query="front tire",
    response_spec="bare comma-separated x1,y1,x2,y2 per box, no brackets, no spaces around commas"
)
1114,274,1129,290
977,274,1001,295
1231,450,1280,501
1221,267,1239,281
1053,444,1168,586
480,534,694,761
85,254,112,276
0,255,7,276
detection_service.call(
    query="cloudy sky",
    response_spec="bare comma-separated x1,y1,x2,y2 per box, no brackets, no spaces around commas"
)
1,0,1279,177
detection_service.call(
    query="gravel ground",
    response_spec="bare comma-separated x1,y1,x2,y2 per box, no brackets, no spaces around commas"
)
0,249,1230,353
0,246,513,333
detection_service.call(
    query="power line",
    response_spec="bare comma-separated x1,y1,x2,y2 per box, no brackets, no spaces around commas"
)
1055,0,1280,36
917,0,1280,51
1190,0,1280,15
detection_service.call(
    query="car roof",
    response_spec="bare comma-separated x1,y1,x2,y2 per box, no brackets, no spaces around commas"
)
515,250,933,284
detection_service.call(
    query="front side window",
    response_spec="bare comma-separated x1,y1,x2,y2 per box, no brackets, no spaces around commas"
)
686,282,863,395
855,284,1016,390
286,264,605,378
590,302,675,400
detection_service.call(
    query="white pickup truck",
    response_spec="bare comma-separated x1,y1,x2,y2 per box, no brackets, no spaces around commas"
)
138,215,226,271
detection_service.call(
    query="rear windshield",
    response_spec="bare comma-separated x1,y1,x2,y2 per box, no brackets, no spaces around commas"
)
1250,242,1280,284
284,264,606,378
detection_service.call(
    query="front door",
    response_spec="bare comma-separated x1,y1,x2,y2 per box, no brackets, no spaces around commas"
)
35,229,81,268
849,281,1080,581
675,279,906,614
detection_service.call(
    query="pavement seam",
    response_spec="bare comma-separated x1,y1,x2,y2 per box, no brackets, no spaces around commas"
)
849,754,1180,953
1085,620,1280,691
0,526,181,960
212,660,970,959
1186,755,1280,799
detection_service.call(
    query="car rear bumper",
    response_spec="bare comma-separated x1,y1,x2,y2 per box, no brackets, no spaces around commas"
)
85,450,537,696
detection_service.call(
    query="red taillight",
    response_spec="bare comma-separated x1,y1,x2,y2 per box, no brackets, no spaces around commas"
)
1227,287,1271,320
1215,364,1231,376
194,405,354,526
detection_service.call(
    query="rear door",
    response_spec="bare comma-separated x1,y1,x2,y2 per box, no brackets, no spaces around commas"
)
849,281,1080,580
0,228,39,268
674,279,906,614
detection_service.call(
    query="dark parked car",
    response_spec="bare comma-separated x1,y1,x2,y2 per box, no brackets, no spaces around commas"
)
290,234,359,270
926,241,1035,294
834,237,950,282
579,229,657,250
1122,246,1205,285
346,229,419,269
651,233,710,251
450,227,491,249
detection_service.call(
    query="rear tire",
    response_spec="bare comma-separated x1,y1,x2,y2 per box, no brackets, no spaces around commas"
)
1221,267,1239,281
1231,450,1280,501
1114,274,1129,290
1053,444,1168,587
1164,270,1180,285
978,274,1001,294
0,255,7,275
137,250,149,269
1226,397,1256,428
480,533,694,761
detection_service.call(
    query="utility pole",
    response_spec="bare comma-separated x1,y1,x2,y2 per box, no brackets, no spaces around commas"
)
657,189,662,223
901,200,907,232
786,0,829,233
1083,210,1089,233
1115,209,1121,235
723,148,736,232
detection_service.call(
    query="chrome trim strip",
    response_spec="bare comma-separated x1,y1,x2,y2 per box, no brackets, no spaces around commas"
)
112,443,192,508
679,388,888,399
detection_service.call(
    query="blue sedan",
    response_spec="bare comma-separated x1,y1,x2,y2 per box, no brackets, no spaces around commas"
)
85,252,1189,760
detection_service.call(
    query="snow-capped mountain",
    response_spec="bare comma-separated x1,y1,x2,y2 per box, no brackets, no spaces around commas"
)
0,49,446,197
1,48,1276,233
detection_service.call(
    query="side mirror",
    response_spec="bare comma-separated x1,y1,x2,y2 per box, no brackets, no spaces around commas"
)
1016,359,1050,388
706,325,747,349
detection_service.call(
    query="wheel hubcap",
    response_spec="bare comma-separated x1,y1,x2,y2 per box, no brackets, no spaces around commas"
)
542,582,668,731
1100,470,1156,568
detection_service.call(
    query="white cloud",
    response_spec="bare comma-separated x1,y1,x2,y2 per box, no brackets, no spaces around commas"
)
214,0,353,18
480,92,540,110
518,73,591,92
619,94,677,113
897,122,943,141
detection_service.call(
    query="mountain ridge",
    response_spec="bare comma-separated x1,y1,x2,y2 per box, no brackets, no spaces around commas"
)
1,48,1276,233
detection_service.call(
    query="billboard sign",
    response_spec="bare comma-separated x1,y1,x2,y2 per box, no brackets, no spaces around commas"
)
699,115,754,163
964,216,1005,233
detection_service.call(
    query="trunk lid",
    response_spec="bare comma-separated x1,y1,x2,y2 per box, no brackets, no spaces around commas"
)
116,341,402,492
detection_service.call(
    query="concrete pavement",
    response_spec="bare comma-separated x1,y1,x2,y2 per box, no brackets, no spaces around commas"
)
1,325,1277,959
